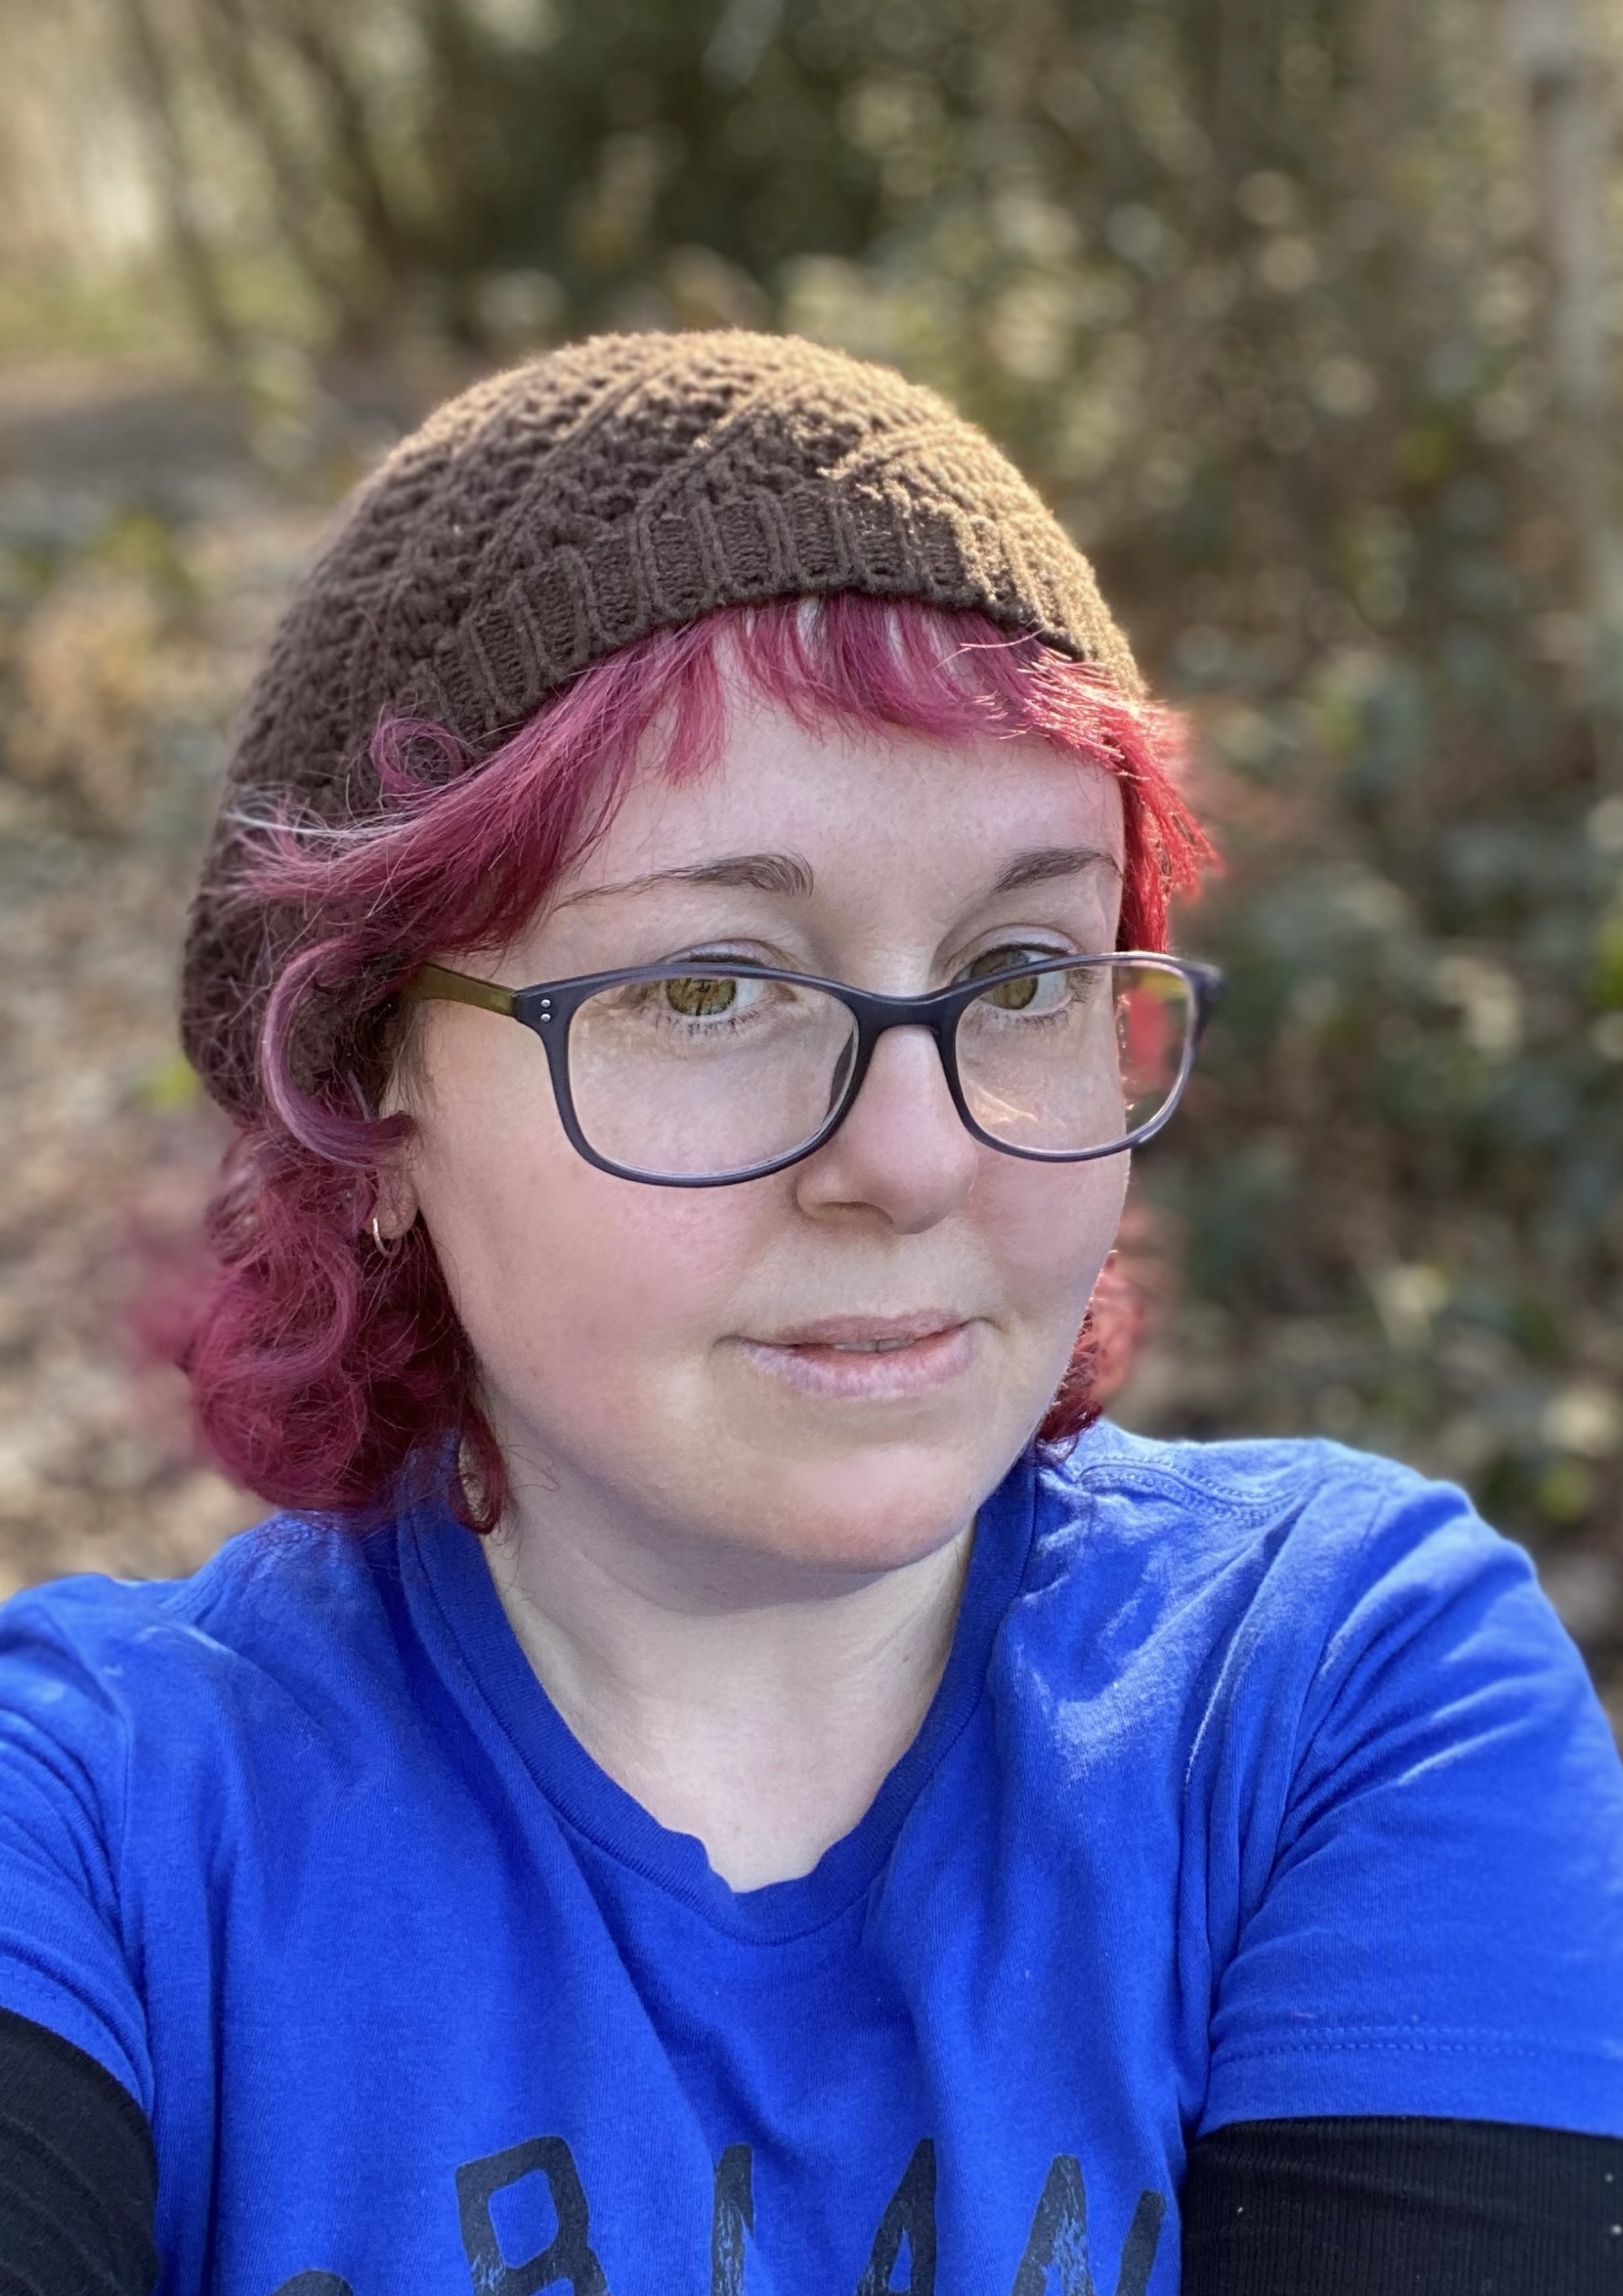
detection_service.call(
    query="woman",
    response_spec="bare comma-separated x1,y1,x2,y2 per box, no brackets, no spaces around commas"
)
1,333,1619,2295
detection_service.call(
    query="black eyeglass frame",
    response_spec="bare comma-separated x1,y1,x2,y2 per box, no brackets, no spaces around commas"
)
402,951,1225,1188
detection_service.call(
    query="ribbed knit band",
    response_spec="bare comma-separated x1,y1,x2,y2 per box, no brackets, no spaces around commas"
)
181,329,1140,1116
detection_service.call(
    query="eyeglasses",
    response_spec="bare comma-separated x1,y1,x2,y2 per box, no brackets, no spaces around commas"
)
402,951,1223,1188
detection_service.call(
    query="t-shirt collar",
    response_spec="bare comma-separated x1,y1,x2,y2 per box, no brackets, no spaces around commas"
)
402,1445,1041,1942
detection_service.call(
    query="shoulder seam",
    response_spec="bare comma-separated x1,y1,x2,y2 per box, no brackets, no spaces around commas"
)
1064,1441,1423,1525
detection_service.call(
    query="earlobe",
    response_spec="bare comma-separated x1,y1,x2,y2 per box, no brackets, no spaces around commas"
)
369,1039,432,1243
368,1162,421,1247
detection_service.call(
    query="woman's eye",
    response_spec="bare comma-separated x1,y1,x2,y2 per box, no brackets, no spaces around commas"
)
957,946,1090,1016
984,971,1041,1010
959,945,1058,984
662,975,740,1018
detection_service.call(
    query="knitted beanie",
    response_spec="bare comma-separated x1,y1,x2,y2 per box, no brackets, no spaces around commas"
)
181,328,1141,1117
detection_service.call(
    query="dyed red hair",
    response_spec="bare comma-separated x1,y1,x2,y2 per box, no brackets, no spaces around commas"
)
187,596,1209,1529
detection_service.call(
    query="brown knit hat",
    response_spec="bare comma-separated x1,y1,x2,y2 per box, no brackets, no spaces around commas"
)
181,328,1140,1117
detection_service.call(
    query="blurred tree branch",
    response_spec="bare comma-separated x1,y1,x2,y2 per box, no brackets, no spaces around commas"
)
114,0,240,359
276,1,418,304
192,0,357,324
1505,0,1623,779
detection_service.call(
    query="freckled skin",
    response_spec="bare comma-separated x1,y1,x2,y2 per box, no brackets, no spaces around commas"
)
387,685,1130,1880
396,694,1129,1596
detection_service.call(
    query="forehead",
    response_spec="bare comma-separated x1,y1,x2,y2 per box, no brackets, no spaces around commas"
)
560,689,1126,902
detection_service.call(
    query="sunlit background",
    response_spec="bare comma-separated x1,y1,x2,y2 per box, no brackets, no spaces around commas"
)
1,0,1620,1722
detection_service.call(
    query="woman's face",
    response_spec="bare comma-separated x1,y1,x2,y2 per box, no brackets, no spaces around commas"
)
397,681,1130,1591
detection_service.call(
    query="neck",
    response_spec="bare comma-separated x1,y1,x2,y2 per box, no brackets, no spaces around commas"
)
482,1465,974,1893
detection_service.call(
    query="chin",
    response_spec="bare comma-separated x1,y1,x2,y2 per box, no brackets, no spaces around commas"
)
722,1438,1007,1579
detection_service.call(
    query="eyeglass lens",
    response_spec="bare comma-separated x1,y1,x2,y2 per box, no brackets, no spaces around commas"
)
564,960,1195,1181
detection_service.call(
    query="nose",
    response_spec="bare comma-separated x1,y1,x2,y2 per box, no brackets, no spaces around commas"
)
792,1024,981,1232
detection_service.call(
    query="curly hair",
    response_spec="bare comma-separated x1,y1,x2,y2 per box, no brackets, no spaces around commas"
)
184,594,1210,1530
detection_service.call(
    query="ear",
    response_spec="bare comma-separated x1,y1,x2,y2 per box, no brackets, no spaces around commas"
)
369,1032,427,1241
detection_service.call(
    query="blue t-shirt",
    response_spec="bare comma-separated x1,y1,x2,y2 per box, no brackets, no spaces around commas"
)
0,1426,1620,2296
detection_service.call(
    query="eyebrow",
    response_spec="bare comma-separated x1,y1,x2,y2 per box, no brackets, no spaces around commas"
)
988,845,1123,894
554,850,815,907
556,844,1120,909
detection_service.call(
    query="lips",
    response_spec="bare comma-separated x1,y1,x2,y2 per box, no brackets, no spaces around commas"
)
735,1314,977,1400
754,1312,965,1350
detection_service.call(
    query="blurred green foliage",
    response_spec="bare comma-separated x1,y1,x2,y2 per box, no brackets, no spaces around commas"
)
32,0,1623,1658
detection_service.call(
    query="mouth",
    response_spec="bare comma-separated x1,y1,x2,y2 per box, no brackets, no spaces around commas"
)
735,1314,977,1399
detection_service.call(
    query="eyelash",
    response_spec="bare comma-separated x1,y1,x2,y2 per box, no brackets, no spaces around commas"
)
956,938,1079,978
668,938,1080,981
974,938,1071,963
679,943,778,969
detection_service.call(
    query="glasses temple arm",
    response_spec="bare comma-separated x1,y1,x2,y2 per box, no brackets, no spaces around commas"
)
401,962,517,1019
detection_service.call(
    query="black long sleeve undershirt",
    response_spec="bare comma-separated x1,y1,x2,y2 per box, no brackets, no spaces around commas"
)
3,2008,1619,2294
1182,2112,1623,2293
0,2010,156,2296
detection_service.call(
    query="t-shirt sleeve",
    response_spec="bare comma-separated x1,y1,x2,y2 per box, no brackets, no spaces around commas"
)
1200,1463,1623,2137
0,1583,152,2115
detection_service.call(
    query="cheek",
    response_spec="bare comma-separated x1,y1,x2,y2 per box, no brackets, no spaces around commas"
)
980,1155,1130,1325
406,1032,775,1394
405,1014,1130,1488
